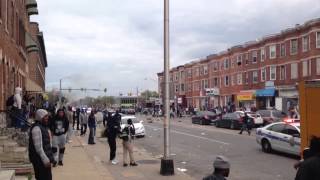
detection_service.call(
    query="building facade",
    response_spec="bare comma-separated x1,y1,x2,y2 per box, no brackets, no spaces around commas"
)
158,18,320,113
0,0,47,116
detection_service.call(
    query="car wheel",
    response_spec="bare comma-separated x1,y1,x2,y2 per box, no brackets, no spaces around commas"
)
261,139,272,153
230,121,235,129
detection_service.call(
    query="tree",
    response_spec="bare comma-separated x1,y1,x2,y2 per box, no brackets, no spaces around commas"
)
140,90,159,100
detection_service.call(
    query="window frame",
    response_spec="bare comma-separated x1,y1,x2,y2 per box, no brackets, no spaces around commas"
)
225,76,229,87
291,63,298,79
270,66,277,81
280,65,286,80
317,58,320,75
253,71,258,84
252,51,258,63
269,45,276,59
261,67,266,82
302,35,309,52
261,48,265,62
290,39,298,55
280,43,286,57
317,32,320,49
237,73,242,85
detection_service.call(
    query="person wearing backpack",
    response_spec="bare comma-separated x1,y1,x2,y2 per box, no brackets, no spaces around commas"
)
119,119,138,167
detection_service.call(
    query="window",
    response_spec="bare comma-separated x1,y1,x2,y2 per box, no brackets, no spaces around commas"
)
175,73,179,81
194,67,199,77
280,65,286,80
261,68,266,82
204,79,208,89
213,77,218,87
204,66,208,75
291,63,298,79
232,74,236,86
193,81,200,91
269,45,276,59
170,74,173,82
261,48,265,62
270,66,276,80
231,58,235,68
302,36,309,52
252,51,257,63
317,58,320,75
200,67,204,76
317,32,320,48
187,83,192,92
302,60,311,77
237,73,242,85
244,72,249,84
237,55,242,66
280,43,286,57
213,62,219,71
187,69,192,78
180,71,185,80
253,71,258,84
224,59,229,69
282,125,300,136
290,39,298,55
245,53,249,65
225,76,229,86
267,124,285,133
175,85,179,92
181,84,185,92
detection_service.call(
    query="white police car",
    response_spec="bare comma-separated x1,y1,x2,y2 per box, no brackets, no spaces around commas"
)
256,121,301,156
120,116,146,137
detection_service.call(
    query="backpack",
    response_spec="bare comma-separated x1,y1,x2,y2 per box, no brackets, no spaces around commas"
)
6,95,14,107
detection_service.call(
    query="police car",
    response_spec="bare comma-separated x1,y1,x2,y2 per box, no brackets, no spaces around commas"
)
256,120,301,156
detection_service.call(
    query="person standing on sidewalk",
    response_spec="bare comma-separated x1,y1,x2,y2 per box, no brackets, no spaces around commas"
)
239,112,251,135
12,87,23,128
120,119,138,167
88,110,96,144
80,109,88,136
29,109,55,180
107,111,121,164
50,109,69,166
203,156,230,180
66,106,74,143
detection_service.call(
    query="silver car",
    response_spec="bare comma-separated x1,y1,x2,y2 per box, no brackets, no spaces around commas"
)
256,122,301,156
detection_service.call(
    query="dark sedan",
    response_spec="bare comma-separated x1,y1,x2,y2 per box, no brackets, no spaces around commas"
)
191,111,217,125
215,112,253,130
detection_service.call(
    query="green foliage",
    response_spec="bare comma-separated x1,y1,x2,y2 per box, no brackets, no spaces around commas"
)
140,90,159,100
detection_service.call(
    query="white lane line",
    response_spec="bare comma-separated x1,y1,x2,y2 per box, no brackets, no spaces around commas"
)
144,124,230,145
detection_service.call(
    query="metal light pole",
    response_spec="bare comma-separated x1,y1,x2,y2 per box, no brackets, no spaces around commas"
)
160,0,174,175
59,79,62,109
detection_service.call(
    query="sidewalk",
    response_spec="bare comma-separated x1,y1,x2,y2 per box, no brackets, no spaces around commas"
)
52,128,195,180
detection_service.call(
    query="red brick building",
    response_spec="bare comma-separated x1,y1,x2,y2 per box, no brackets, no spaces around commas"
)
0,0,47,115
158,18,320,113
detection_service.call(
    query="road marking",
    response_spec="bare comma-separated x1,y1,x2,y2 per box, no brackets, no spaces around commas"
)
144,124,230,145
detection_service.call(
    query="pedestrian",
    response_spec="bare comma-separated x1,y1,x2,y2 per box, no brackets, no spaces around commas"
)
203,155,230,180
50,109,69,166
80,109,88,136
88,111,96,145
295,136,320,180
120,119,138,167
239,112,251,135
75,108,81,130
66,106,74,143
29,109,55,180
11,87,23,128
107,111,121,164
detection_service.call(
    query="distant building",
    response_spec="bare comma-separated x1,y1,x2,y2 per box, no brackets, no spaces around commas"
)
158,18,320,113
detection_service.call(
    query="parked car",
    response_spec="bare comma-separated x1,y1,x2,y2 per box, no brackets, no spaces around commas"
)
256,122,301,156
257,110,287,125
120,116,146,137
215,112,253,130
191,111,217,125
235,111,264,127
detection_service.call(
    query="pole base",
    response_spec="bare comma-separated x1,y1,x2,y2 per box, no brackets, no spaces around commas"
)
160,158,174,176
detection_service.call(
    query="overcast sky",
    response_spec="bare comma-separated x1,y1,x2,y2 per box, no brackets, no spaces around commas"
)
32,0,320,98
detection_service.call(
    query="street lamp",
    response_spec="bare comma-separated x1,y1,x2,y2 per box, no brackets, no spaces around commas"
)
160,0,174,176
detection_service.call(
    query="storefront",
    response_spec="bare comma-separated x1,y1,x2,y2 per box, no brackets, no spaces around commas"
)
237,91,256,110
276,86,299,113
255,88,276,109
206,88,220,108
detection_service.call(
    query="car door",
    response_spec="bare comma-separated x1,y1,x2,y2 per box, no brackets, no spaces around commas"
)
281,125,301,155
221,114,229,127
266,123,286,151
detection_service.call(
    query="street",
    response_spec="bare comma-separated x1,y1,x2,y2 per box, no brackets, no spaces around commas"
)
134,115,299,180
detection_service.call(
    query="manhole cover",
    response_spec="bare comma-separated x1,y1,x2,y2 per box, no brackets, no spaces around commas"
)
136,160,159,164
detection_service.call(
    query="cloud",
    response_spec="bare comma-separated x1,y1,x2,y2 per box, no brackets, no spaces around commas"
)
31,0,320,98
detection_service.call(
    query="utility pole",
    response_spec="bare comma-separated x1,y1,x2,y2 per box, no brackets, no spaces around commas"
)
160,0,174,176
59,79,62,109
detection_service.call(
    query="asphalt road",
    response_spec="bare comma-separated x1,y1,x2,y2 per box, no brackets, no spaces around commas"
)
133,115,299,180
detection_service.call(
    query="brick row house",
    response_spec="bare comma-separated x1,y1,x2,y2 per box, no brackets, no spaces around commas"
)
0,0,47,119
158,18,320,113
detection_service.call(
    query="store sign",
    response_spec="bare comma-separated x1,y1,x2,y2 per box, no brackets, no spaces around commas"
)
265,81,275,89
237,93,254,101
205,88,220,96
178,98,182,104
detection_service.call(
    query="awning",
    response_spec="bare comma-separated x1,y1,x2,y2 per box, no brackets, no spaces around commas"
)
26,79,43,92
26,0,38,9
237,92,255,101
256,88,275,97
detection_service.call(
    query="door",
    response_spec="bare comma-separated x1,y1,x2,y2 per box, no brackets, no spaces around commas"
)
266,123,286,151
281,125,301,155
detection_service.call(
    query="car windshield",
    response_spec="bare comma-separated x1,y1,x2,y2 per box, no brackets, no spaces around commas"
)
200,111,216,116
121,117,140,124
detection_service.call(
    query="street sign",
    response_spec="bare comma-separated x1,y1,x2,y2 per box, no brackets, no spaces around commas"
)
205,88,220,96
178,98,182,104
